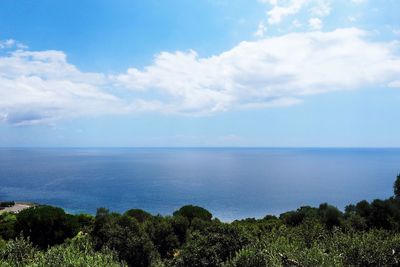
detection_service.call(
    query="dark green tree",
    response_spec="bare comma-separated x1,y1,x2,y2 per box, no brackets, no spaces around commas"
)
318,203,342,229
91,208,157,267
170,215,189,244
394,174,400,200
355,200,372,218
124,209,153,223
144,216,179,258
173,205,212,224
172,223,249,267
14,206,79,249
0,213,16,240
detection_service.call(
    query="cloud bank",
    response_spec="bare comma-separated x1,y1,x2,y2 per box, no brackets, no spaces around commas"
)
1,28,400,125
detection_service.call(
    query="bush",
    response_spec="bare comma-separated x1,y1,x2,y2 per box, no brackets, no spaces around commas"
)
331,230,400,266
0,213,16,240
222,246,269,267
35,232,126,267
0,235,37,265
0,233,126,266
171,223,250,267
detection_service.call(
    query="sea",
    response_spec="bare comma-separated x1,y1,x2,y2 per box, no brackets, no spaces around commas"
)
0,148,399,221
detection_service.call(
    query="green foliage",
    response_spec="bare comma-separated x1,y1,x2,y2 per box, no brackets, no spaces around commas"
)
173,205,212,223
330,230,400,266
2,174,400,266
0,233,126,266
355,200,371,218
34,232,126,266
0,213,16,240
224,226,342,267
92,208,158,267
144,216,180,259
318,203,342,229
394,174,400,200
14,205,79,249
170,215,189,244
280,206,318,227
0,239,5,250
124,209,153,223
75,213,94,231
0,202,14,208
171,222,250,267
0,235,38,265
222,246,269,267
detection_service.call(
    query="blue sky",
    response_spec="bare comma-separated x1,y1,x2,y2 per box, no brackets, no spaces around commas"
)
0,0,399,147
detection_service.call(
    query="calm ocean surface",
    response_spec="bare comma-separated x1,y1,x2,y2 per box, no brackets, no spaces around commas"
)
0,148,399,221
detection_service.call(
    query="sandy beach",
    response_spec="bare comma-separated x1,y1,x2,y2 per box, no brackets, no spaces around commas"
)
0,202,34,215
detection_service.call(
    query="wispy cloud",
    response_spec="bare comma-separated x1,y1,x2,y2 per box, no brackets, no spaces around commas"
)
266,0,309,25
254,22,267,37
309,17,323,30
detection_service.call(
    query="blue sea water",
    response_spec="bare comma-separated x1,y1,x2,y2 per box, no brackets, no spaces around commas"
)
0,148,399,221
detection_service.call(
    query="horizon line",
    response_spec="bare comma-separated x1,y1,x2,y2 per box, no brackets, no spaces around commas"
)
1,146,400,149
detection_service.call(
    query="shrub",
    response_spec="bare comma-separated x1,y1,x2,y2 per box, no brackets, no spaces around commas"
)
0,213,16,240
171,223,250,267
0,235,37,265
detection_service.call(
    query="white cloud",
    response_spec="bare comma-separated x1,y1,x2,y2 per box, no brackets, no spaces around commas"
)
258,0,280,5
388,81,400,88
0,39,27,50
261,0,330,26
309,17,323,30
267,0,309,24
0,39,16,49
351,0,365,4
310,0,331,17
348,16,357,22
254,22,267,37
0,49,130,125
292,19,303,28
1,28,400,125
114,28,400,114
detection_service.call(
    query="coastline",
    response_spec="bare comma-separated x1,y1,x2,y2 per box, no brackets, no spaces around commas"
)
0,201,35,215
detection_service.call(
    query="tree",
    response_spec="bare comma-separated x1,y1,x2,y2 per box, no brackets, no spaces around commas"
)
394,174,400,200
14,206,79,249
91,208,158,267
355,200,371,218
144,216,179,258
124,209,153,223
173,205,212,223
318,203,342,229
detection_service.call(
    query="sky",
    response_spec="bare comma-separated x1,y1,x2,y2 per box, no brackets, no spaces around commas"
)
0,0,399,147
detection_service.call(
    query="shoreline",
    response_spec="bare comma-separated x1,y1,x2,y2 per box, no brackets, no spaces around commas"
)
0,201,35,215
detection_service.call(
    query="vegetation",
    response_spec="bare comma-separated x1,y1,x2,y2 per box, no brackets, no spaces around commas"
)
0,202,14,208
1,175,400,266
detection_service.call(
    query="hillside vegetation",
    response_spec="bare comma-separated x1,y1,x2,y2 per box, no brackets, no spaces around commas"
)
1,175,400,266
